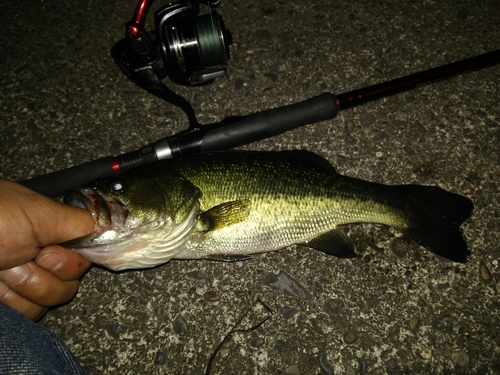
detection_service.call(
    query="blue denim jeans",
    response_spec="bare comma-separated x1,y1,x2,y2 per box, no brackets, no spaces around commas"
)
0,302,85,374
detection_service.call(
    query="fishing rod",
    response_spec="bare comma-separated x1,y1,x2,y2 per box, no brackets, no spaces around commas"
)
19,48,500,197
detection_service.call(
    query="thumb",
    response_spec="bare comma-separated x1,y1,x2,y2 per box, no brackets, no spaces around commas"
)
0,180,94,268
27,194,95,247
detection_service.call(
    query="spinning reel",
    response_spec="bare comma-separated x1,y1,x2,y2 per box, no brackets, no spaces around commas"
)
111,0,232,127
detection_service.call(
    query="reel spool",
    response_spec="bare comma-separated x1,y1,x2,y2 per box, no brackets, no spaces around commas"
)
111,0,232,127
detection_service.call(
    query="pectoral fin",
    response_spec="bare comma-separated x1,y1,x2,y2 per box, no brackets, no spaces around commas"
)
198,199,251,231
302,228,357,258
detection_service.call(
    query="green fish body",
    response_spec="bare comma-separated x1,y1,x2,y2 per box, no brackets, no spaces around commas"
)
64,151,473,271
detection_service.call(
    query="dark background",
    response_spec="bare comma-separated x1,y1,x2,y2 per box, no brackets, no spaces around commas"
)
1,0,499,374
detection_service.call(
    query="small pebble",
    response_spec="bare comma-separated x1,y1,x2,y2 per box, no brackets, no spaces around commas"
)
343,329,358,344
249,337,265,348
409,316,420,330
96,282,107,293
360,111,376,127
143,269,155,281
318,355,334,375
358,359,368,374
263,271,309,299
172,315,189,337
282,307,298,320
107,325,124,340
403,146,416,156
184,270,211,283
313,281,323,291
387,358,397,371
203,291,219,301
451,351,469,372
388,325,400,342
390,237,413,259
310,318,323,334
323,298,344,317
479,261,493,284
372,131,388,143
420,347,432,360
394,109,408,121
154,351,166,365
284,364,301,375
345,364,356,375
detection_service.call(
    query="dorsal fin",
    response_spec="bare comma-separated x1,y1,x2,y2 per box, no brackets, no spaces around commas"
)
279,150,337,172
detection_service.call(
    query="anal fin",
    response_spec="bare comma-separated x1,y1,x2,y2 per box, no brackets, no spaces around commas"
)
302,228,356,258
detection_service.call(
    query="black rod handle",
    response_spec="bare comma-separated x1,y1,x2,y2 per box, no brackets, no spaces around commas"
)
170,93,339,155
201,93,339,152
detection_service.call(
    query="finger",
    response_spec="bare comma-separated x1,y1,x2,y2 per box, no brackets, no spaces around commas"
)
0,262,80,308
31,197,96,246
35,245,92,281
0,181,94,255
0,181,95,269
0,281,48,321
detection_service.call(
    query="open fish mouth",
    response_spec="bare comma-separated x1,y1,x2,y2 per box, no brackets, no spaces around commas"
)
63,188,128,246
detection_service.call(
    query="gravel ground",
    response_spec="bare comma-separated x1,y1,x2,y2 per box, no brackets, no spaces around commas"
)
1,0,499,374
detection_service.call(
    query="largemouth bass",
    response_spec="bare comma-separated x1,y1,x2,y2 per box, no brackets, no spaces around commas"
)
64,151,473,271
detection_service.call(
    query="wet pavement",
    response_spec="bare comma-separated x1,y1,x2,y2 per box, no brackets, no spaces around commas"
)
1,0,499,374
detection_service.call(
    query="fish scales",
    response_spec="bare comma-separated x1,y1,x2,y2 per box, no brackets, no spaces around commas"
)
64,151,473,271
168,153,407,258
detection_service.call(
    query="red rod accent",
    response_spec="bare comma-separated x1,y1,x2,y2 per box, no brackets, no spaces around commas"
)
126,0,152,39
111,157,121,174
336,49,500,111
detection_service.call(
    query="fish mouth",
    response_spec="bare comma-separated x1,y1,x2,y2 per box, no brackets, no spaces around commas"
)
64,188,111,227
63,188,127,245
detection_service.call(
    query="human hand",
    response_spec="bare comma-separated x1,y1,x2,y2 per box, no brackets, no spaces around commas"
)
0,180,95,321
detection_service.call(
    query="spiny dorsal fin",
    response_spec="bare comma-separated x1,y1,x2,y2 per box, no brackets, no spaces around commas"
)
198,199,251,231
280,150,337,172
302,228,357,258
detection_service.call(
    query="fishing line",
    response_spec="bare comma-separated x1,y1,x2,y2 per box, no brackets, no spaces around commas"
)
205,298,273,375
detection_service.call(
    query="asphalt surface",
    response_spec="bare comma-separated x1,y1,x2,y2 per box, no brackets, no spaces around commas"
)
1,0,499,374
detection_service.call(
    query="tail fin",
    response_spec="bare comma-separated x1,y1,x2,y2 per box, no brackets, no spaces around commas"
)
394,185,473,262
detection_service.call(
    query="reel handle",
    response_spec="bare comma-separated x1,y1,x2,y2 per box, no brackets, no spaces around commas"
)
111,36,200,129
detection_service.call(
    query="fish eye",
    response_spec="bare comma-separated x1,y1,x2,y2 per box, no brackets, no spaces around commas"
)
110,180,126,195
